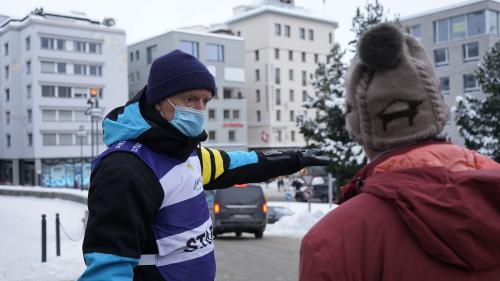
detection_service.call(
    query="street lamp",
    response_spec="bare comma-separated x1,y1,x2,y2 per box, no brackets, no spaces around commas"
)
85,88,101,158
76,125,88,189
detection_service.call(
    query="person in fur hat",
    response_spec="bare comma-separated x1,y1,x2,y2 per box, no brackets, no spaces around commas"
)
299,22,500,281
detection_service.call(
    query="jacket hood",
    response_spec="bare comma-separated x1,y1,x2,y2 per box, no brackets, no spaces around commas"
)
364,166,500,271
101,86,206,161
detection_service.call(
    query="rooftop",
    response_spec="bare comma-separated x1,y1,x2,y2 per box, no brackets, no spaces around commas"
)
402,0,500,21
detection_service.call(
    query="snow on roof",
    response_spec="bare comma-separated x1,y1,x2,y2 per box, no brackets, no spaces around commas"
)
128,28,243,47
402,0,499,21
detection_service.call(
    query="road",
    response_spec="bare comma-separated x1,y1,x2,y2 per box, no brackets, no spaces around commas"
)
215,233,301,281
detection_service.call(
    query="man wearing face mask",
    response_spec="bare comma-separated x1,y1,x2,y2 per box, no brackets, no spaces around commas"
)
79,50,329,281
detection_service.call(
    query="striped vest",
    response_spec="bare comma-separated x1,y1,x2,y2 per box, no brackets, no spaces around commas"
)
92,140,216,281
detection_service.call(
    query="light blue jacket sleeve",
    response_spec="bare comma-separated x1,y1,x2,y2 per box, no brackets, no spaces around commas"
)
78,252,139,281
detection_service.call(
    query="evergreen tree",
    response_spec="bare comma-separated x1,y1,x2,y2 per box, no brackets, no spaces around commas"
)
349,0,391,51
298,44,365,186
455,41,500,162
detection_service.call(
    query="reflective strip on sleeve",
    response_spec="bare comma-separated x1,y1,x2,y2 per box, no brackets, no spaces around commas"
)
201,147,212,185
210,149,224,180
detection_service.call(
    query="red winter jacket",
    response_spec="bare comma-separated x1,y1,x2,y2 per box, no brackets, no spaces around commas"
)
299,141,500,281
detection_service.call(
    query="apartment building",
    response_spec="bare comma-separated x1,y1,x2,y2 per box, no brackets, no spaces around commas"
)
402,0,500,144
225,0,337,150
0,9,127,187
128,29,247,151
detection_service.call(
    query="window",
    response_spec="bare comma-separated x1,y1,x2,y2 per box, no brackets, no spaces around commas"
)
276,110,281,121
208,131,216,141
25,36,31,51
4,42,8,56
208,109,216,120
275,48,280,59
223,88,232,99
301,52,306,62
289,90,294,102
434,19,449,43
56,39,65,50
308,29,314,41
28,133,33,147
228,131,236,142
284,25,290,37
6,134,11,148
89,65,102,76
256,110,261,122
314,54,319,63
255,50,259,61
129,52,134,61
410,24,421,38
179,40,199,58
58,86,72,98
236,31,241,37
451,15,466,40
329,32,333,44
276,89,281,105
434,48,449,66
302,91,308,102
277,130,282,142
42,134,57,145
289,69,294,81
42,110,56,121
41,61,55,73
302,71,307,86
41,37,55,49
256,89,261,103
59,134,73,145
74,41,87,52
288,50,293,61
27,109,32,123
4,65,9,79
255,69,260,81
26,85,32,99
26,61,31,74
75,110,88,121
5,88,9,102
275,23,282,36
290,110,295,122
206,44,224,62
233,110,240,119
440,77,450,93
147,45,158,64
57,62,66,74
299,28,305,39
5,111,10,124
463,42,479,61
291,130,295,142
468,11,485,36
89,42,101,54
74,64,87,75
135,50,139,60
487,10,498,35
275,68,280,84
59,110,72,121
223,109,230,120
42,86,56,97
463,74,479,91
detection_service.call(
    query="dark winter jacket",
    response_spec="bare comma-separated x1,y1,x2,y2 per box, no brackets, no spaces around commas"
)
79,87,308,281
299,141,500,281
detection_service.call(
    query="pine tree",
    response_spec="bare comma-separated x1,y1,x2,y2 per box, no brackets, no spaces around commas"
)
298,44,365,186
349,0,390,51
455,41,500,162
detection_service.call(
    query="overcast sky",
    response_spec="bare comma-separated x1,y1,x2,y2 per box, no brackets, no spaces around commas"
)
2,0,474,50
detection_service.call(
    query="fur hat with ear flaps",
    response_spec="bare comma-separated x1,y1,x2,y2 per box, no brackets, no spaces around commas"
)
345,22,449,153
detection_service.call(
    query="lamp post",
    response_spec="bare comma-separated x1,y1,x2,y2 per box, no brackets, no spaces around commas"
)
85,88,101,159
76,125,87,189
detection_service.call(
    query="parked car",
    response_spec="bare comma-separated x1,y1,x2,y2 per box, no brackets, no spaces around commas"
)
206,184,267,239
267,206,294,224
295,180,337,203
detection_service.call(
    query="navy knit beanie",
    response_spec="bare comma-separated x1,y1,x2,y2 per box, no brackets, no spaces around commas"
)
146,49,216,105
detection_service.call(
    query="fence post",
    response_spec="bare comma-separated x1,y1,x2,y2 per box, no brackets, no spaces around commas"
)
41,214,47,262
56,213,61,256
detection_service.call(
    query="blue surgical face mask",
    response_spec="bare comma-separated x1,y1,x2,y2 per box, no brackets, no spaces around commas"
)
166,99,206,137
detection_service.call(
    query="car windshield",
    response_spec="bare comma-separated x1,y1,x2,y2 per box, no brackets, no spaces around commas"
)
218,187,262,204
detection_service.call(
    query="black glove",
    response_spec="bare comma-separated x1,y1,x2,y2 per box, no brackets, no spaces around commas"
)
297,149,330,168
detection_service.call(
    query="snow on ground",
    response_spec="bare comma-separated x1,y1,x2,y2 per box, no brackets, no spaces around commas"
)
0,196,87,281
265,202,338,238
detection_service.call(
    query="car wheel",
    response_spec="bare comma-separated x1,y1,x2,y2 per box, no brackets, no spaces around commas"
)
254,229,264,239
235,232,242,238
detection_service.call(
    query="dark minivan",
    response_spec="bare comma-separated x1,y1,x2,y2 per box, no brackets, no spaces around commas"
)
206,184,267,239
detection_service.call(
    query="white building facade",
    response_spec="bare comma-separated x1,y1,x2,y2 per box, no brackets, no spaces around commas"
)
225,0,337,150
0,10,127,187
128,29,248,151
